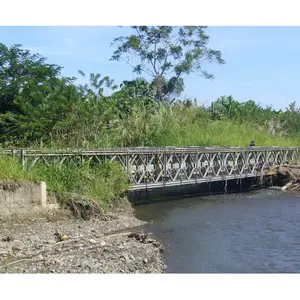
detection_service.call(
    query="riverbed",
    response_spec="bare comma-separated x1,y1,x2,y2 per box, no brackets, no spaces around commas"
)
0,200,166,274
134,189,300,273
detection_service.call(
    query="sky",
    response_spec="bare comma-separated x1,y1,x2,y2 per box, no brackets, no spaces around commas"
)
0,26,299,110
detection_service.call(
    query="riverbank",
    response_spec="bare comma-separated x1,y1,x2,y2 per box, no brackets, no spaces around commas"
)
2,163,300,274
0,199,166,273
278,165,300,193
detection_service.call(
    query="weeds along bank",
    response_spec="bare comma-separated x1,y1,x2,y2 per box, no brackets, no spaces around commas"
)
0,155,129,217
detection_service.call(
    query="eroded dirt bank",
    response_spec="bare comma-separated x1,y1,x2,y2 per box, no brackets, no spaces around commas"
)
0,199,166,273
277,165,300,192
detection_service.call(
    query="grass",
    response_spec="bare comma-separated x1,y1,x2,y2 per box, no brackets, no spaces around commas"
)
2,105,300,149
154,119,299,147
32,161,129,207
76,107,299,148
0,155,129,214
0,156,37,181
59,105,300,148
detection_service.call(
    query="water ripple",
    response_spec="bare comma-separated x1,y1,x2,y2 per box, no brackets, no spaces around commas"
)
135,190,300,273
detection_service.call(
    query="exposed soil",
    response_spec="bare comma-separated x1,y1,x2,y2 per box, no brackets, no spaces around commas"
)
0,199,166,273
277,165,300,192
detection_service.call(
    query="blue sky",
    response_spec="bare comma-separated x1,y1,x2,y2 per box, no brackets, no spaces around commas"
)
0,26,299,110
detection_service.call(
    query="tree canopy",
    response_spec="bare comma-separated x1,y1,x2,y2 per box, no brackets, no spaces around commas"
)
111,26,225,102
0,43,63,114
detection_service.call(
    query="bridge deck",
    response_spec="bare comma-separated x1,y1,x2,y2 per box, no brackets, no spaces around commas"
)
1,147,300,190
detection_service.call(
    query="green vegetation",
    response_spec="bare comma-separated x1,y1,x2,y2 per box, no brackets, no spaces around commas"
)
111,26,224,101
0,26,299,212
0,156,36,181
33,162,128,206
0,155,129,214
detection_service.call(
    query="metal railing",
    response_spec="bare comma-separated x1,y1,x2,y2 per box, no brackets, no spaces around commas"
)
1,147,300,190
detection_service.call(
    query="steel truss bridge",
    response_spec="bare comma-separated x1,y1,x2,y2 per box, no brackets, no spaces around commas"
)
1,147,300,190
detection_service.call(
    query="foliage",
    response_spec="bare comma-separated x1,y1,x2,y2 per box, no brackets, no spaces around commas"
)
0,43,63,115
111,26,225,102
0,79,82,144
0,155,37,181
33,161,129,206
0,155,129,209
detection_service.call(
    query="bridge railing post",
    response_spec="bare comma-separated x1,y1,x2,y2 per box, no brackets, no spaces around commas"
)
163,151,167,185
196,150,199,181
20,149,26,170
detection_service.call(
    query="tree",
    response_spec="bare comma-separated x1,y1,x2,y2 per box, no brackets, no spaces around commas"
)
110,26,225,102
0,43,63,114
77,70,118,101
0,79,84,143
111,78,158,119
210,95,239,120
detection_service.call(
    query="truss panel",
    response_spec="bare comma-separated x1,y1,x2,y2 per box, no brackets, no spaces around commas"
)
1,147,300,190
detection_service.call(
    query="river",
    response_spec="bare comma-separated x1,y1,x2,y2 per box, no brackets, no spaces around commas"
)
134,189,300,273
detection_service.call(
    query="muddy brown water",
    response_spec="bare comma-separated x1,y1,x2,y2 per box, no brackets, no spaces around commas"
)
134,189,300,273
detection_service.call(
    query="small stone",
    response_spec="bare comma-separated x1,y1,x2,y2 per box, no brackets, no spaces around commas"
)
60,234,70,241
29,235,40,242
15,252,23,258
143,258,148,264
129,254,135,261
121,254,130,262
89,239,96,244
12,246,22,251
80,260,92,269
37,254,44,260
146,239,155,243
94,263,102,269
100,241,106,247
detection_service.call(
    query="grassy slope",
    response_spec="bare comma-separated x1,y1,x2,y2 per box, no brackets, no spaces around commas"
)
0,156,128,210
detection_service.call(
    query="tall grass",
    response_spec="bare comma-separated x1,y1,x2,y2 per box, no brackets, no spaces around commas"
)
2,104,299,150
0,156,37,181
0,156,129,210
42,104,299,149
32,161,129,206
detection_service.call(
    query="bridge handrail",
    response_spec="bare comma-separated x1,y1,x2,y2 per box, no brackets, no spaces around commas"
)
0,146,300,156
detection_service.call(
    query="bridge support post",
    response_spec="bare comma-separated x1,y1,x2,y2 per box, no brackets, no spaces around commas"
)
20,149,26,170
